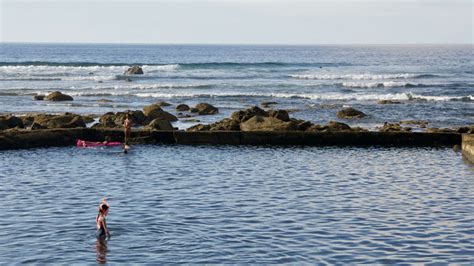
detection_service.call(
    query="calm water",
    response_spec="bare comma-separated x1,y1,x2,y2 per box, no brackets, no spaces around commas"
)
0,145,473,264
0,44,473,129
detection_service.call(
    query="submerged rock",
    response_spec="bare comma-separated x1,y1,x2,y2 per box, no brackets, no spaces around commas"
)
45,91,73,101
33,95,45,101
336,107,367,119
378,100,402,104
261,101,278,108
124,65,144,75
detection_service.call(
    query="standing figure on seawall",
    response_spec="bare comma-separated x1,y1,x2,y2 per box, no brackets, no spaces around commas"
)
124,114,132,149
96,198,111,239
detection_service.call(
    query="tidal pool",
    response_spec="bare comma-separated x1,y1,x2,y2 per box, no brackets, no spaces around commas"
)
0,145,472,264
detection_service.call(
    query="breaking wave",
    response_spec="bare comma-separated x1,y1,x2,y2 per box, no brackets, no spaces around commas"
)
291,73,438,80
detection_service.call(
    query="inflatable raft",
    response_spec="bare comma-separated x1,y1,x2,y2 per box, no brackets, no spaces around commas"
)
76,139,122,147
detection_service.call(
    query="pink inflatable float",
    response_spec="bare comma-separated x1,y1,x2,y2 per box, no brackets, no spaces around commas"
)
76,139,122,147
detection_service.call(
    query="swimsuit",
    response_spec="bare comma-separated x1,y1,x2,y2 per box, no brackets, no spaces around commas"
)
96,217,107,238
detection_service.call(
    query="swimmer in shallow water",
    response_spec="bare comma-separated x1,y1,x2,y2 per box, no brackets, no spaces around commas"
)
96,198,111,239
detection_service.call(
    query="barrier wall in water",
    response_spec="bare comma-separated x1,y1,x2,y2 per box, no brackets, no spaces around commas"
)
0,128,462,151
462,134,474,163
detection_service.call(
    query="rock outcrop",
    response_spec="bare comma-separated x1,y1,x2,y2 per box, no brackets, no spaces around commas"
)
240,116,297,131
143,104,178,122
176,104,190,112
124,65,144,75
146,119,174,130
45,91,74,101
0,116,24,130
379,122,411,132
32,114,86,129
191,103,219,115
336,107,367,119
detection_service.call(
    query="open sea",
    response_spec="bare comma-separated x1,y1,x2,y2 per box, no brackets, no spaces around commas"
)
0,44,473,264
0,43,473,129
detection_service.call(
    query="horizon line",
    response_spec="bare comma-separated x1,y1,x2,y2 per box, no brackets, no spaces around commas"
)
1,41,472,46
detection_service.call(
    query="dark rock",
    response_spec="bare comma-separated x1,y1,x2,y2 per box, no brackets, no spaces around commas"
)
326,121,351,131
176,104,190,112
45,91,74,101
378,100,402,104
400,120,429,127
98,81,103,83
268,109,290,122
99,110,148,127
124,65,144,75
187,124,211,131
231,106,267,123
125,78,132,82
240,115,297,131
336,107,367,119
82,115,96,124
155,101,172,107
305,121,352,132
189,108,199,113
210,118,240,131
261,101,278,108
0,116,24,130
34,95,45,101
456,126,474,134
146,119,174,130
379,122,411,132
305,124,328,132
182,119,201,123
426,127,456,133
30,122,47,130
97,99,113,102
143,104,178,122
34,114,86,129
194,103,218,115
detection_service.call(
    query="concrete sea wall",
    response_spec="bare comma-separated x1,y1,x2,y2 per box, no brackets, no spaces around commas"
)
462,134,474,163
0,128,463,151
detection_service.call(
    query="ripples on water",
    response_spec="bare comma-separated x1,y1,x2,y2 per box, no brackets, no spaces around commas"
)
0,146,473,263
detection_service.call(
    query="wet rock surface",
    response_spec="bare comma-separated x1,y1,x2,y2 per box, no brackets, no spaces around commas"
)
45,91,74,101
124,65,144,75
336,107,367,119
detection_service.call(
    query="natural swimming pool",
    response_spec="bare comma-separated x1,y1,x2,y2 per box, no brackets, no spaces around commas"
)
0,145,472,263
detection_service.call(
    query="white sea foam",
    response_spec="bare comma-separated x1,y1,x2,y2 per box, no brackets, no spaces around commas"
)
291,73,425,80
341,81,417,88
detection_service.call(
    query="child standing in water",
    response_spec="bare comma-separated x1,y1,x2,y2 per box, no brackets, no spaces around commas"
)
96,198,111,239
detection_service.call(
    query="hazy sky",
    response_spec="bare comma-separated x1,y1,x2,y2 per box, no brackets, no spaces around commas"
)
1,0,472,44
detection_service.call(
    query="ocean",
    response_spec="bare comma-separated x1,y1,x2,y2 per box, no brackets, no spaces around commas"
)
0,43,473,129
0,44,473,264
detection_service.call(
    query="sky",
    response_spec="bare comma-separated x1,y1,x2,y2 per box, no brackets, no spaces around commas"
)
1,0,472,44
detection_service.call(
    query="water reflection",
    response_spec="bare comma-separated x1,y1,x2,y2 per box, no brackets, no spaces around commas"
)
95,238,108,264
